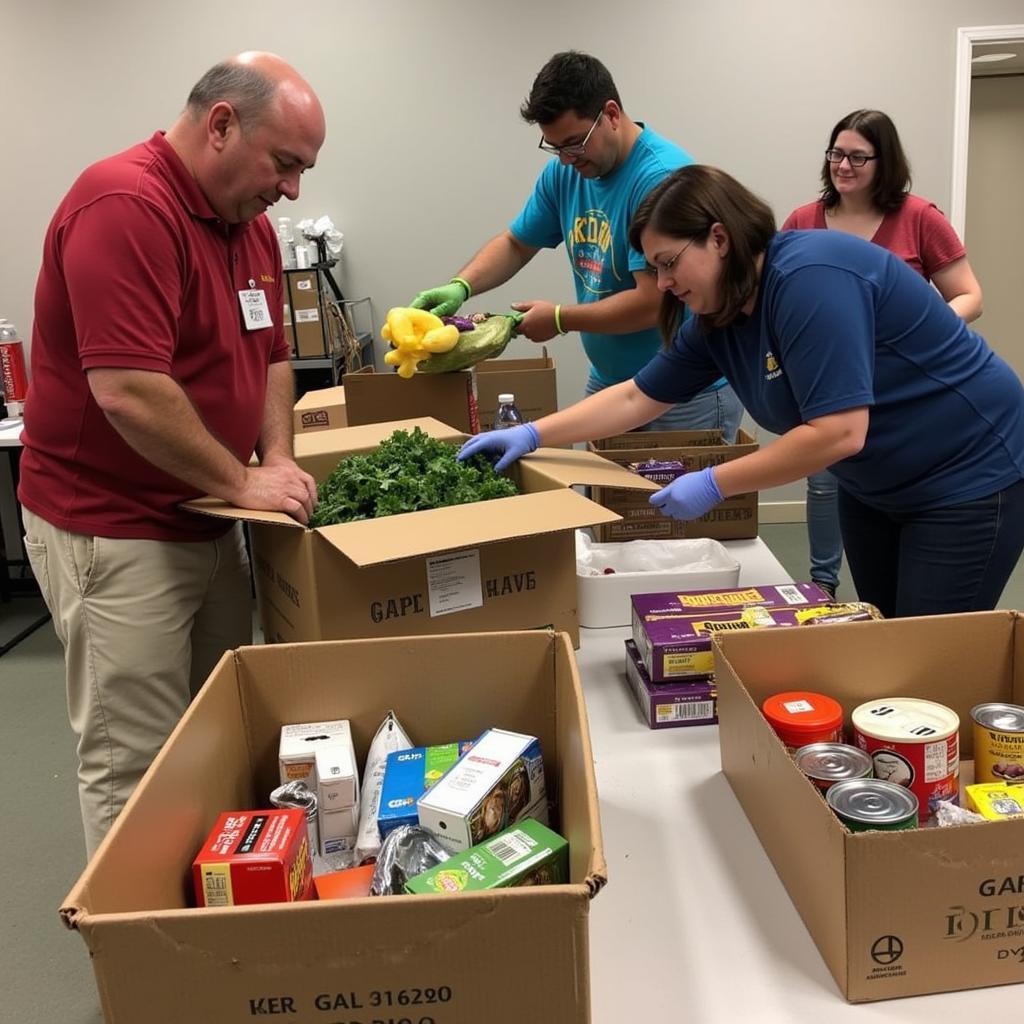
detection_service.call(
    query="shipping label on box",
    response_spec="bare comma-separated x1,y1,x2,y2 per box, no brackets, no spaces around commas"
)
624,639,718,728
192,808,312,907
405,818,569,893
378,741,475,837
418,728,548,852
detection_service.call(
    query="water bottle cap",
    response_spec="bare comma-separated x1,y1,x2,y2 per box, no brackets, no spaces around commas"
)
498,393,515,404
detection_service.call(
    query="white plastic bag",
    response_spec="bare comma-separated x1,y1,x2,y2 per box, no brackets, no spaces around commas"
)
354,710,414,864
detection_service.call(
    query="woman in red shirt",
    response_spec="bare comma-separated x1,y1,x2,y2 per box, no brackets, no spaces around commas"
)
782,109,983,599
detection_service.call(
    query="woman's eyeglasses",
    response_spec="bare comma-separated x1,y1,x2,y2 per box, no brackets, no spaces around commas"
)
825,148,878,168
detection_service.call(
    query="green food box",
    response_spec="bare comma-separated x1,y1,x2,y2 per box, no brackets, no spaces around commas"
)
405,818,568,894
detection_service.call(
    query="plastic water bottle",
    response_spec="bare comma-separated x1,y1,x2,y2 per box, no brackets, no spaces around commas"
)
495,393,524,430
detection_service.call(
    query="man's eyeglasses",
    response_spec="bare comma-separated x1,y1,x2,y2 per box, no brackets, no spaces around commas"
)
650,236,697,276
825,148,878,168
539,110,604,157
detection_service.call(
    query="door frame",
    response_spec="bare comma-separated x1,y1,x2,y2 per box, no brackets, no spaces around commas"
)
951,23,1024,236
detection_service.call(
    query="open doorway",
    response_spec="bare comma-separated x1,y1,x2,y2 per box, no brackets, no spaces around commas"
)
951,25,1024,377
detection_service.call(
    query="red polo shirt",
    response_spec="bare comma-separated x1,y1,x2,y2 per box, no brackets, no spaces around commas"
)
19,132,291,540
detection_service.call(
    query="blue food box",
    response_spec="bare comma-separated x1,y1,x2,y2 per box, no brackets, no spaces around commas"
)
377,741,474,837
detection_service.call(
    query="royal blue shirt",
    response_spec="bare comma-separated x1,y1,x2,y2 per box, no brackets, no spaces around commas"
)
510,125,693,386
635,230,1024,512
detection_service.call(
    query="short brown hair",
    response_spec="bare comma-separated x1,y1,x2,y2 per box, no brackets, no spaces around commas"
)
629,165,776,335
185,61,277,133
820,109,911,213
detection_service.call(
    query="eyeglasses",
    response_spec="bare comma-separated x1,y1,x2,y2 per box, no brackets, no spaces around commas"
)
538,110,604,157
650,237,697,276
825,148,878,168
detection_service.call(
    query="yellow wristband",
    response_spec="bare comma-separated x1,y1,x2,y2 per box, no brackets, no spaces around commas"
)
554,304,568,335
450,276,472,299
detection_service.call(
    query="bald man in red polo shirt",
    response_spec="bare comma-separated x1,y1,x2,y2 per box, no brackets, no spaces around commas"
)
19,52,326,857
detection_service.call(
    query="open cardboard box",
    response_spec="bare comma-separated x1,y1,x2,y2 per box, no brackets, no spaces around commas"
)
474,351,558,431
342,366,480,433
713,611,1024,1002
293,385,347,433
61,630,605,1023
185,418,658,647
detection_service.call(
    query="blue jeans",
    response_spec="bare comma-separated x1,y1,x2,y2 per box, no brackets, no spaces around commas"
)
807,469,843,590
838,478,1024,618
585,373,744,443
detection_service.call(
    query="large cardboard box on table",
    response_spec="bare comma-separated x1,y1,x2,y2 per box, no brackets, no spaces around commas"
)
713,611,1024,1003
474,350,558,431
186,417,657,648
61,629,606,1023
589,428,759,542
293,385,347,433
342,366,479,433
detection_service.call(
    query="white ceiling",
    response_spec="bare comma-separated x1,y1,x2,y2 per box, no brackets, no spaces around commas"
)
972,40,1024,77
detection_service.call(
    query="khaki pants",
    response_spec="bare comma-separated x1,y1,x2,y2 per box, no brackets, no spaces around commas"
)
23,509,253,858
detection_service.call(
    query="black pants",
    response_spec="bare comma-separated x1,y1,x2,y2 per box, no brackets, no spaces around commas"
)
838,478,1024,618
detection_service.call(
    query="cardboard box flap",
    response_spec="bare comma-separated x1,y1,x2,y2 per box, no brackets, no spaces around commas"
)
316,488,620,567
521,448,660,492
295,416,464,466
294,385,345,411
181,496,304,528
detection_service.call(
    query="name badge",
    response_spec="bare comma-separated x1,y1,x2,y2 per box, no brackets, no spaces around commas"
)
238,288,273,331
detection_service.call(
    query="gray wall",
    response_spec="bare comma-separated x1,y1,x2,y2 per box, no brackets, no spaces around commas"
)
3,0,1024,510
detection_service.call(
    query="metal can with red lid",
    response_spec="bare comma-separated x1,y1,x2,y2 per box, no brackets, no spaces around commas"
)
762,691,844,755
852,697,959,822
794,742,873,794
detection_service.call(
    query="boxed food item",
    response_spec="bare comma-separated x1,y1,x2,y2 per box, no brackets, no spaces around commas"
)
418,728,548,852
405,818,569,894
377,741,475,837
631,583,835,682
624,639,717,729
576,531,740,629
293,385,347,433
589,429,759,542
278,719,354,788
713,610,1024,1002
192,808,313,907
966,781,1024,820
62,630,605,1023
184,417,657,648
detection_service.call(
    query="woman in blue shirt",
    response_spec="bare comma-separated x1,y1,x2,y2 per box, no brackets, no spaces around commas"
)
460,165,1024,618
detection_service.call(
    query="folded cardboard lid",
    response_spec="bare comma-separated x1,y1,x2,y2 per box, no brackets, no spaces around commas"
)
182,496,304,528
519,448,659,492
295,416,464,463
316,488,621,566
294,385,345,410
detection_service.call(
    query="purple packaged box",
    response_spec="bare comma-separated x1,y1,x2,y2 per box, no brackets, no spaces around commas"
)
631,582,834,683
624,640,717,729
629,459,687,486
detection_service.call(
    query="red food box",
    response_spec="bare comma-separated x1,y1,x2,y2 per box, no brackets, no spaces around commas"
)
192,808,313,907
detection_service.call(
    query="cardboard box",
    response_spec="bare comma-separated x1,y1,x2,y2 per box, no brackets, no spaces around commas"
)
405,818,569,893
185,417,658,648
589,429,759,542
576,534,740,629
418,728,548,852
713,610,1024,1003
342,366,479,433
284,269,329,357
62,630,606,1023
632,583,833,681
624,639,718,729
278,718,354,787
474,351,558,431
293,385,347,433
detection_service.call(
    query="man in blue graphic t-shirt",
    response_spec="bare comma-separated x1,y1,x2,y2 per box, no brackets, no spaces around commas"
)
409,51,742,436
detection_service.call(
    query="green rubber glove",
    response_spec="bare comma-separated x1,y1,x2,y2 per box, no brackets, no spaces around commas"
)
409,279,470,317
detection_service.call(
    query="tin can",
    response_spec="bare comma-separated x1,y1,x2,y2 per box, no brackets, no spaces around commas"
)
852,697,959,821
794,742,873,794
971,702,1024,784
761,691,844,755
827,778,919,831
0,338,27,403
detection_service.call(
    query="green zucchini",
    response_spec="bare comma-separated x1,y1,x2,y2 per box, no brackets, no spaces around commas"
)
419,314,517,373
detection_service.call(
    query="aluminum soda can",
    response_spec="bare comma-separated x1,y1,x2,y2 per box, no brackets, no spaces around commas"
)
971,702,1024,784
0,336,27,403
851,697,959,822
794,742,873,794
827,778,919,832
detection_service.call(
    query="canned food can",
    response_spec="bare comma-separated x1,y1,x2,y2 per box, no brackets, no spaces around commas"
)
761,690,844,755
852,697,959,822
827,778,919,831
971,702,1024,784
0,339,27,403
794,742,873,793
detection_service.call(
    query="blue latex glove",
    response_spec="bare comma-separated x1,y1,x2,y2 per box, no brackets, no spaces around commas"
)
650,466,723,521
457,423,540,473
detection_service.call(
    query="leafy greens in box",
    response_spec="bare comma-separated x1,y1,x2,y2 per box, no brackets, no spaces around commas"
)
309,426,518,527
